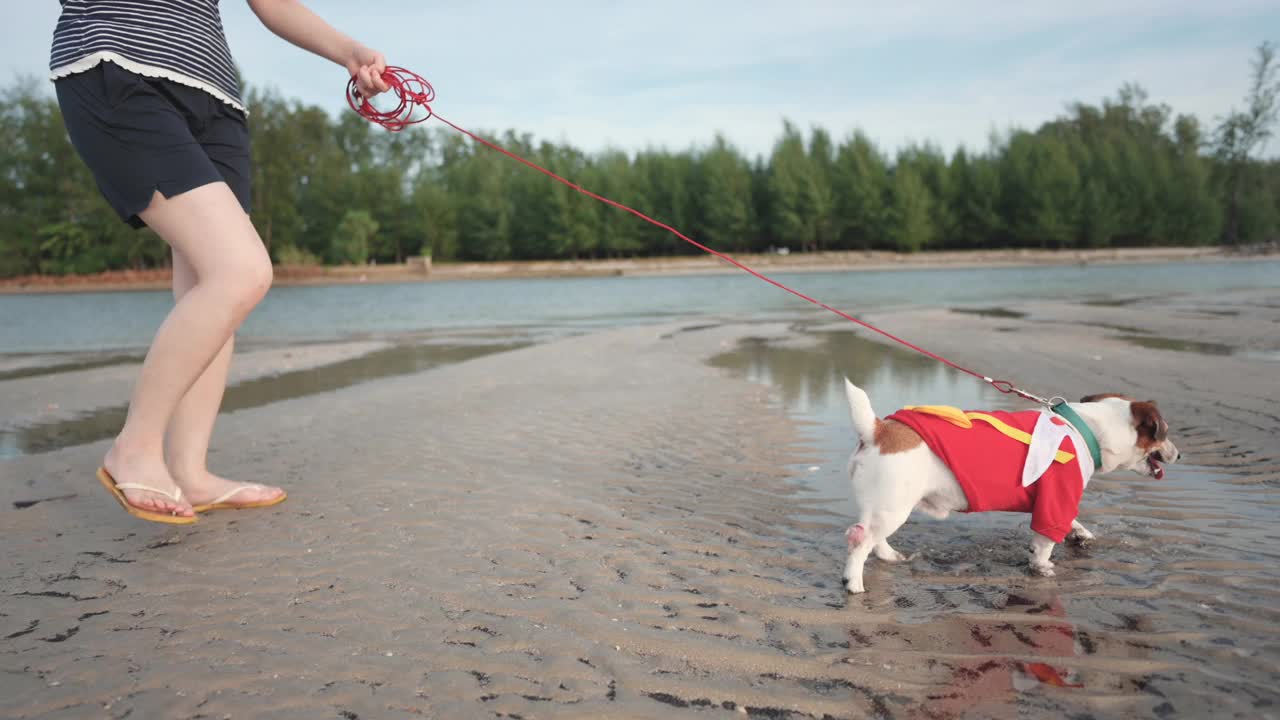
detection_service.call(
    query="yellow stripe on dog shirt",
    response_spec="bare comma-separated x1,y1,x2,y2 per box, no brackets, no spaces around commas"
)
904,406,1076,464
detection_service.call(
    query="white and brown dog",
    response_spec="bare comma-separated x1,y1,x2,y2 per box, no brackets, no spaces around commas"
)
840,380,1178,593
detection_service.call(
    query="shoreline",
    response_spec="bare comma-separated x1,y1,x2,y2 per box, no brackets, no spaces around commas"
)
0,245,1257,295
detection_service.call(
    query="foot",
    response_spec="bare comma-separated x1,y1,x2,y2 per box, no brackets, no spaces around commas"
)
172,468,285,510
1066,528,1096,547
1029,560,1056,578
103,445,195,518
874,543,914,563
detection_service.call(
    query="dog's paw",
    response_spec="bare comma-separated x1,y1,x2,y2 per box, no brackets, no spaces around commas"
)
875,548,911,563
1067,530,1096,547
881,550,920,563
1029,562,1056,578
845,583,866,594
1066,534,1094,548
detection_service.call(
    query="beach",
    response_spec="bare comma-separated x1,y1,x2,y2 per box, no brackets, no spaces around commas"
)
1,283,1278,718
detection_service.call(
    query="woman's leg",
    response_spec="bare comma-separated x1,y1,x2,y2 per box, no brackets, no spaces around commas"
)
102,183,273,516
164,246,285,507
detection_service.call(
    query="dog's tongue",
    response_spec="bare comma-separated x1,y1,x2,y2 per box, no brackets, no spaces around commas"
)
1148,456,1165,480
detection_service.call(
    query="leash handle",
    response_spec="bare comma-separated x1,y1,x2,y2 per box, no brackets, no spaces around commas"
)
347,66,434,131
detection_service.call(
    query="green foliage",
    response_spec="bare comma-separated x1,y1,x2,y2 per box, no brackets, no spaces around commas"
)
330,209,378,265
831,131,889,249
1212,41,1280,244
3,43,1279,278
274,243,321,267
886,163,933,252
695,135,755,251
767,121,829,252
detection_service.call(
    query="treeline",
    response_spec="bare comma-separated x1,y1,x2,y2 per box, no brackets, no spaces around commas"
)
1,47,1277,276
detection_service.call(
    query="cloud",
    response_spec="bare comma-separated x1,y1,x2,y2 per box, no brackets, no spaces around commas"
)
8,1,1277,157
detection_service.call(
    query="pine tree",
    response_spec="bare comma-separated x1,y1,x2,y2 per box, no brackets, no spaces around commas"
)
886,164,934,252
831,131,889,249
695,135,754,251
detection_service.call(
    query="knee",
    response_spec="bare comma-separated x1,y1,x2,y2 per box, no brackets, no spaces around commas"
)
221,254,273,316
249,257,274,300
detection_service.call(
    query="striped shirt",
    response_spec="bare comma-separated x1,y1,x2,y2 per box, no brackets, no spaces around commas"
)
50,0,245,113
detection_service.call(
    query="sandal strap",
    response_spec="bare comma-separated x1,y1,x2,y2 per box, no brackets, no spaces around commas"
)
115,483,183,502
205,484,266,506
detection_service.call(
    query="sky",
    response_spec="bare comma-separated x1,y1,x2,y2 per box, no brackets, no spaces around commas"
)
6,1,1279,159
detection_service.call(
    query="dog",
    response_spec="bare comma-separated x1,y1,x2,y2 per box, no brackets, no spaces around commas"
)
840,380,1178,593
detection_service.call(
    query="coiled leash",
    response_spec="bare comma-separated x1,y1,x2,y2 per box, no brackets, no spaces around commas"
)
346,67,1076,420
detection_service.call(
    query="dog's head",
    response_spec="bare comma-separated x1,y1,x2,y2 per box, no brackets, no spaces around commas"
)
1076,394,1179,479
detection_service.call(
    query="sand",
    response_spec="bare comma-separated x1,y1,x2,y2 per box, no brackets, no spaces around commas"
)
1,289,1278,719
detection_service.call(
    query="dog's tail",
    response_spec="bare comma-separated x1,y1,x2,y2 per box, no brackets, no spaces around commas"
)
843,378,878,448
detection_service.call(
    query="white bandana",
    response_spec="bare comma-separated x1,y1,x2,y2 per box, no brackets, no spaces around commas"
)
1022,410,1096,489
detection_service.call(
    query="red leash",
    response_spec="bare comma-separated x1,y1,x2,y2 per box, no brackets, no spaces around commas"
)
346,67,1048,405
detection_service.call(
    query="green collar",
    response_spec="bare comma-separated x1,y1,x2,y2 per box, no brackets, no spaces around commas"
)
1051,402,1103,468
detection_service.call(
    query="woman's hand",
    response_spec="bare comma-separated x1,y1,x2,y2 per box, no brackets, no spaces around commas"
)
247,0,392,97
346,45,390,98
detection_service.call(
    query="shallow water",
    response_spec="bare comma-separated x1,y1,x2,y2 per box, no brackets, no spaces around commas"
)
709,328,1011,518
0,341,523,458
709,327,1280,717
3,259,1278,354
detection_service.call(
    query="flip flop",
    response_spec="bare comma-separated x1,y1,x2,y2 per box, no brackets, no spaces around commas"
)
95,467,197,525
191,484,287,513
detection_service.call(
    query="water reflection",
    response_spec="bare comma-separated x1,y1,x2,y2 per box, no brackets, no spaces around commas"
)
709,328,1010,430
709,327,1011,515
894,587,1090,718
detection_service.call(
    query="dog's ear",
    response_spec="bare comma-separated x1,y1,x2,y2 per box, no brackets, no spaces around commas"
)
1131,400,1168,447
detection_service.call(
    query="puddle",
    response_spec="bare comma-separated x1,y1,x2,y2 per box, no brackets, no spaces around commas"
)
950,307,1027,319
0,341,525,458
0,353,142,382
1240,348,1280,362
1080,295,1166,307
1080,322,1153,335
1116,334,1235,356
709,328,1011,515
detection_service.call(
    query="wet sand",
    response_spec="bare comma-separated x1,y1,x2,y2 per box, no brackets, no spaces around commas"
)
1,289,1278,719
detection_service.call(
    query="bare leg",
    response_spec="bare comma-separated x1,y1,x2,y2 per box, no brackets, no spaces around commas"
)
102,184,272,517
1029,534,1057,576
165,248,284,508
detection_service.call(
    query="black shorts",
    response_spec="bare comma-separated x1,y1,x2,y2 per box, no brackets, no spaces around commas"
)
55,60,251,229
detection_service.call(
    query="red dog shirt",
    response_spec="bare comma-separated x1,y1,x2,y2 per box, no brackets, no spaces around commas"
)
885,408,1090,543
